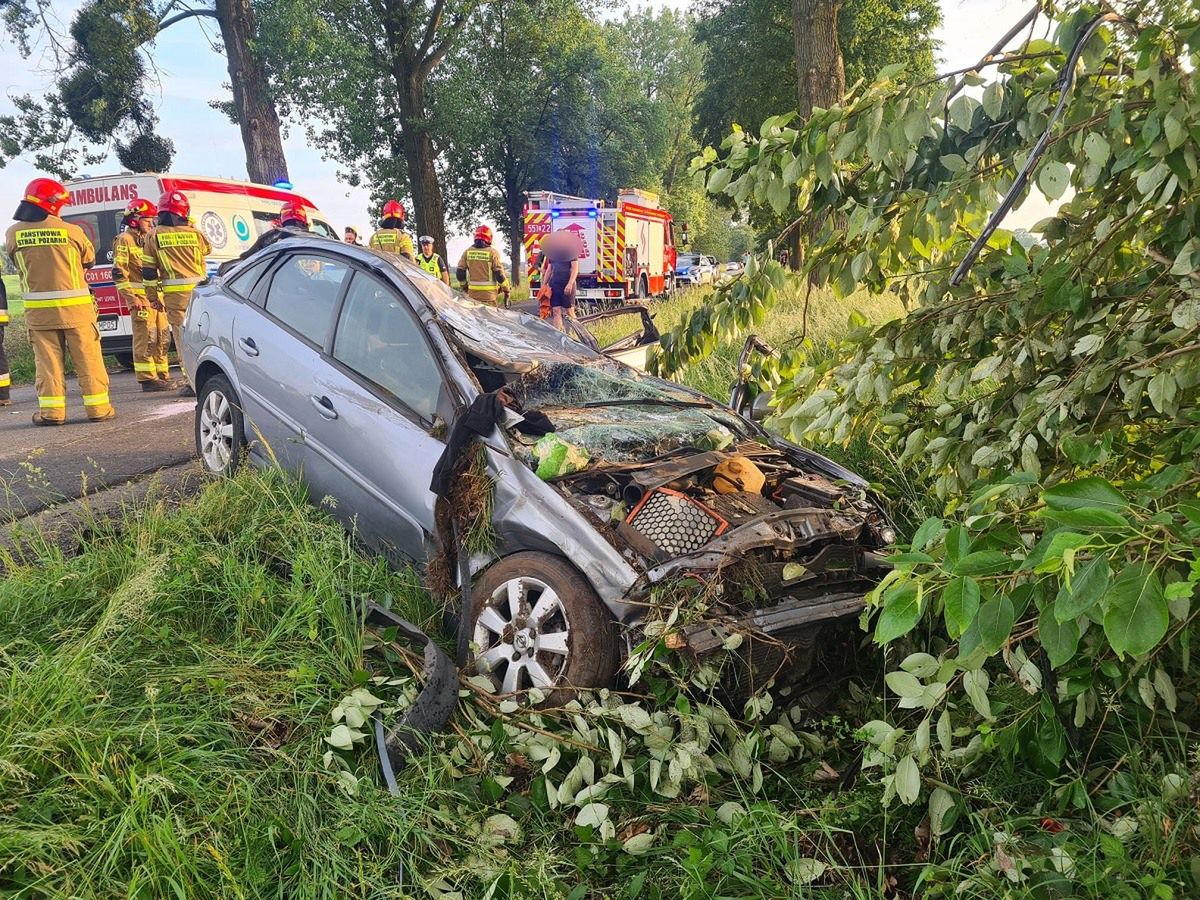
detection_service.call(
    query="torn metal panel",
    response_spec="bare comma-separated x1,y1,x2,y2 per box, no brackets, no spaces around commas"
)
363,602,458,773
681,591,867,656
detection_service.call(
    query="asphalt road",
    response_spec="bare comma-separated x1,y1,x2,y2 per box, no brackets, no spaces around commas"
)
1,371,196,521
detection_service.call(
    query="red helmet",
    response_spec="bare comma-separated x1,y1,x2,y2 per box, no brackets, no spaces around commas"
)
23,177,71,216
158,190,190,218
381,199,405,221
123,197,157,225
279,200,309,227
474,224,493,244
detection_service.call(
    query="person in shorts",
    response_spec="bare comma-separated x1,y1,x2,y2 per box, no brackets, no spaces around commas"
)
542,230,580,330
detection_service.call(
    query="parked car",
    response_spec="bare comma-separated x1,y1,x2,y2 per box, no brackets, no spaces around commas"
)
723,261,744,277
674,253,716,286
183,234,894,702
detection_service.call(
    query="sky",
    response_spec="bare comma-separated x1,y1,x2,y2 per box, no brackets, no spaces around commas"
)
0,0,1049,257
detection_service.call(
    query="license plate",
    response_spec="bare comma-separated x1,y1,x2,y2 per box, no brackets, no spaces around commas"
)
98,317,119,332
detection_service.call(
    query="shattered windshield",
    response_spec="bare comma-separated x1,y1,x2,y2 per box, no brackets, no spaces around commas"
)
512,361,749,462
404,264,596,364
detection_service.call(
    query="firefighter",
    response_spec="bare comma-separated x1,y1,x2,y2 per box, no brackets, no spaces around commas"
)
416,234,450,285
368,200,415,261
278,200,310,231
142,190,212,397
114,198,172,392
0,275,9,407
4,177,114,425
456,225,510,306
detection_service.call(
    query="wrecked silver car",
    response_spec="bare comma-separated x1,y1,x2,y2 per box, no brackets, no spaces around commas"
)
181,234,893,702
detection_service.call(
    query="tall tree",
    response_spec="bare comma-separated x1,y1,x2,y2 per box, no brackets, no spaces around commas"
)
694,0,941,146
259,0,474,257
0,0,288,183
792,0,844,116
437,0,670,280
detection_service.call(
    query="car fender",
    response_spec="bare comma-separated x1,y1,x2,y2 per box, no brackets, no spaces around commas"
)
191,341,242,398
486,448,642,623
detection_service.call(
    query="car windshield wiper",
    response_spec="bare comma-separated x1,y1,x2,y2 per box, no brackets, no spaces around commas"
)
580,397,712,410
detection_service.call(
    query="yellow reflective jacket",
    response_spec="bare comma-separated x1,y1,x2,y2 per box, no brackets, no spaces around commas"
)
4,214,96,329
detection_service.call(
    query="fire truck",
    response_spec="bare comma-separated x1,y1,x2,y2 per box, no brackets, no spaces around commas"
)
63,173,333,365
524,189,677,307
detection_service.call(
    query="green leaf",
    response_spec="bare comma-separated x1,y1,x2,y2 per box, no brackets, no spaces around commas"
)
952,551,1013,577
788,858,828,885
903,108,928,142
1039,605,1080,668
943,576,981,638
1055,556,1111,622
940,153,967,173
895,754,921,804
948,95,978,132
885,670,925,698
977,595,1016,653
1147,372,1177,414
1103,564,1168,658
911,517,943,552
875,584,921,644
767,176,790,215
944,526,970,564
1043,478,1127,512
982,82,1003,120
1083,132,1110,166
1040,506,1130,530
706,168,732,194
1038,161,1070,200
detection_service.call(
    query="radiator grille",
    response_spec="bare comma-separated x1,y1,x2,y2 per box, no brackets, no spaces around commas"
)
626,488,728,557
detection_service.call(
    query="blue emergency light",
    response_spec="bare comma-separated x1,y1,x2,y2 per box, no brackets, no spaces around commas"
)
587,208,597,217
273,179,293,190
550,209,561,218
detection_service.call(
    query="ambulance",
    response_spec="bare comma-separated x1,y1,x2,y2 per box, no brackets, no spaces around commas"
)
63,173,334,364
524,189,677,308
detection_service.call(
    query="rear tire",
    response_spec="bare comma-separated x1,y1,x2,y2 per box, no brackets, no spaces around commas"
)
195,373,246,477
469,552,619,706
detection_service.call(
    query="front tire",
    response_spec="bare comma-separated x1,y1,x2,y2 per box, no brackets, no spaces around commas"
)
469,552,619,705
195,373,246,476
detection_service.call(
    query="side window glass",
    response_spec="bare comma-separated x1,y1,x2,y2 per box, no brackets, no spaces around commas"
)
263,254,348,345
226,258,272,300
332,274,444,421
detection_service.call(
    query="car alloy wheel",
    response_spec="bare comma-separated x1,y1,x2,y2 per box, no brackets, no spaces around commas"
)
199,390,234,472
468,552,618,704
195,373,245,476
473,576,571,693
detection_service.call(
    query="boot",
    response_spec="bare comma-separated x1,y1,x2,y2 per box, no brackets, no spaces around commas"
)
87,408,117,422
32,412,65,426
178,383,196,398
141,379,175,393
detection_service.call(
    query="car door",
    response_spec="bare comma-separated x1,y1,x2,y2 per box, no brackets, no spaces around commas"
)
299,269,452,564
231,251,350,473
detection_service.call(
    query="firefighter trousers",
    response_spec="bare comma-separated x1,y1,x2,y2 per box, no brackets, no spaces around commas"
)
164,290,193,385
132,307,171,381
0,324,10,402
466,288,501,306
29,324,113,422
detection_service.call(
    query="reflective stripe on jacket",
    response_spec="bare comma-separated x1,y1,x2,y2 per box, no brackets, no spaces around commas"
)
112,230,145,295
142,225,211,293
418,252,446,278
368,228,415,260
455,244,508,291
4,214,96,329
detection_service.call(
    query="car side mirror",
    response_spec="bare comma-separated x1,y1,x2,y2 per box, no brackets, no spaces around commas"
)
750,391,774,422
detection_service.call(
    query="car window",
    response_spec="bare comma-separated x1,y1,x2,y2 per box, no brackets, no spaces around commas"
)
332,272,444,421
311,218,336,239
226,258,272,300
264,254,349,345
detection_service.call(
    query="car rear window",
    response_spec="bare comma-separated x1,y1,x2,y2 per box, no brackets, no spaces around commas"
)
263,254,349,345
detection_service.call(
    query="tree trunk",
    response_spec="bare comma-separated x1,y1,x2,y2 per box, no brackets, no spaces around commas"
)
791,0,844,272
213,0,289,185
396,77,449,261
505,187,524,287
791,0,845,119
